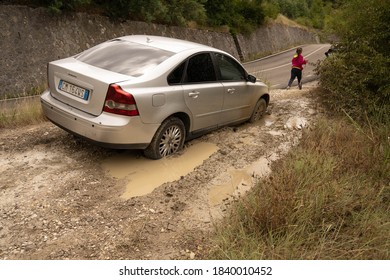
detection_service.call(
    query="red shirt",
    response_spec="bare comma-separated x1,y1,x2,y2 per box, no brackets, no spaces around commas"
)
292,54,307,70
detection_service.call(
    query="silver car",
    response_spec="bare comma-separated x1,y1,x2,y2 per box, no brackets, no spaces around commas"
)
41,35,269,159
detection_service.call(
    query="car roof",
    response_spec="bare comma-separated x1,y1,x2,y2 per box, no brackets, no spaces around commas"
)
118,35,219,54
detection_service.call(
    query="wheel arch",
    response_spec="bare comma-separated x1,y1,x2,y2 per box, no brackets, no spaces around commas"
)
260,93,270,105
164,112,191,139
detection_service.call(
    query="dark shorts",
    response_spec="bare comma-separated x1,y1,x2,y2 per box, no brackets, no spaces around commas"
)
289,68,302,83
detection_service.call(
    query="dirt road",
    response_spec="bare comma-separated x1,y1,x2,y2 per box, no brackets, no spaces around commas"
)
0,83,321,260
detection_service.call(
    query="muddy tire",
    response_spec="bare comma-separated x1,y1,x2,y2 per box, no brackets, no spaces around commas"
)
249,98,267,123
144,117,186,159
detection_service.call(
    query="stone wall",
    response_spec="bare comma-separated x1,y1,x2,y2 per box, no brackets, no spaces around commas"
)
0,5,318,98
237,23,319,60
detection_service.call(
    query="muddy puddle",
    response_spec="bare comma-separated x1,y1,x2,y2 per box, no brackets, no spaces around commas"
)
208,168,252,206
208,155,275,208
102,142,218,199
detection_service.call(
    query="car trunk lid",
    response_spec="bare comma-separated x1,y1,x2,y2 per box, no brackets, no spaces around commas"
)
48,57,131,116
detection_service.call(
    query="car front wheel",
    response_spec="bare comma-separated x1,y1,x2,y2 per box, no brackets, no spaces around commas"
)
249,98,267,123
144,117,186,159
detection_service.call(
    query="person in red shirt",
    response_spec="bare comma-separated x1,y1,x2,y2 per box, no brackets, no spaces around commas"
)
286,47,307,90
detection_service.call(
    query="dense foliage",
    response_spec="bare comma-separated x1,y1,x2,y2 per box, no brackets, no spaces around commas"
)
204,0,264,34
318,0,390,123
14,0,263,33
7,0,335,33
262,0,337,29
93,0,208,26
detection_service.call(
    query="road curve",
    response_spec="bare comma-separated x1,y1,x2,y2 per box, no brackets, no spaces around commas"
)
244,44,331,89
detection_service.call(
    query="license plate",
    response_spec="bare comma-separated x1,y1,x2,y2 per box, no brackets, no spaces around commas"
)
58,80,89,100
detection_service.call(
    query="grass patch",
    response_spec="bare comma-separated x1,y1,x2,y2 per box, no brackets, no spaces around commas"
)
1,84,47,101
208,116,389,259
0,96,46,128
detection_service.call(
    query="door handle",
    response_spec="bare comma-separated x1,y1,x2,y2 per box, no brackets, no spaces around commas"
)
188,91,200,98
227,88,235,94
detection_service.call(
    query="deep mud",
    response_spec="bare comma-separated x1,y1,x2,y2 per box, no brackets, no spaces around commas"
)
0,83,322,260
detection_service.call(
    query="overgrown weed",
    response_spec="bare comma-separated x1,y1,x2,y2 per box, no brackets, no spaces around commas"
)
209,116,389,259
0,97,46,128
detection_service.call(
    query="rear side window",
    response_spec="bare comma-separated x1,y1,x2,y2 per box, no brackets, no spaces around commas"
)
167,61,186,85
185,53,216,83
76,40,174,77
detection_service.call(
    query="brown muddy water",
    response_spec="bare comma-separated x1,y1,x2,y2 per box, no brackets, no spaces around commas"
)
102,142,219,199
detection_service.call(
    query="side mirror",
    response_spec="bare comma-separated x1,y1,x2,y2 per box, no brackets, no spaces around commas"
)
247,74,256,83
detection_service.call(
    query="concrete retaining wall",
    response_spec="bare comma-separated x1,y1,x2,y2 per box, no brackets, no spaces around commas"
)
237,23,319,60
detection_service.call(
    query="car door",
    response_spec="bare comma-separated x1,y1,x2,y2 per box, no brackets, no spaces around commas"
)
214,53,254,125
182,53,224,132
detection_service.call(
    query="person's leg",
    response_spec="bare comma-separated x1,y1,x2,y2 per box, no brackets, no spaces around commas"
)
287,69,296,89
297,69,302,89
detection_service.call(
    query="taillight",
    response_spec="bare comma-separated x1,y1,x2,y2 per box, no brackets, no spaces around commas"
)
104,84,139,116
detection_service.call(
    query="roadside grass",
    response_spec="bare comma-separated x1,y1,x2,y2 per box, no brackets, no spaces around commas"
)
0,96,46,128
208,115,389,259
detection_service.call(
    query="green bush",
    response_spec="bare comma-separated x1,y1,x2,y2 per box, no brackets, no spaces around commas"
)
204,0,265,35
318,0,390,123
261,0,279,19
41,0,91,14
262,0,338,29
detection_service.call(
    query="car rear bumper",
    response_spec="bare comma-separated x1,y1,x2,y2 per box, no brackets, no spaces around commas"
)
40,90,159,149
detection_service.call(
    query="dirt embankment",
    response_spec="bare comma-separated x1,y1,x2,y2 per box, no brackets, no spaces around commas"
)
0,83,322,260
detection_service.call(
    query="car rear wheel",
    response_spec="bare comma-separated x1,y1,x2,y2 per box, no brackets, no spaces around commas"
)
144,117,186,159
249,98,267,123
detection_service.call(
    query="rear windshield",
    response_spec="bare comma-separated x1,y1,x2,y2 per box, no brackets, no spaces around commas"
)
75,39,174,77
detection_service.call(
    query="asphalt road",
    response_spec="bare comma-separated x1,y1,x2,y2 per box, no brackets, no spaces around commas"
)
244,44,331,89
